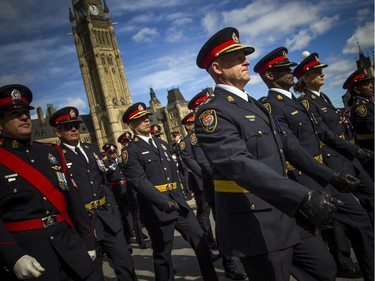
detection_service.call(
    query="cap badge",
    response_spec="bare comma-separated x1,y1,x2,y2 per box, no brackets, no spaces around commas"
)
232,32,240,43
315,56,319,62
11,89,22,101
69,109,76,118
282,51,287,58
138,104,144,111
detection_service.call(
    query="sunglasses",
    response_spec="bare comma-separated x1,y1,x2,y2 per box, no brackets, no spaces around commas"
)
59,123,81,131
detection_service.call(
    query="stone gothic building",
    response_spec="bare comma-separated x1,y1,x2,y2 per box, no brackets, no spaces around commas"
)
30,0,198,149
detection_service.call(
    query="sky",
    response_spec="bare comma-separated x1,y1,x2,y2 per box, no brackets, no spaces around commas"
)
1,0,374,119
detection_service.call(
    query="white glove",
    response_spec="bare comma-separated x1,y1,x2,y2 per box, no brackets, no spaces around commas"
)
13,255,45,279
87,250,97,261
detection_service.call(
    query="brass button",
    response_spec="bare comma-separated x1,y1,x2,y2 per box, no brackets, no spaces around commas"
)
279,149,283,153
258,130,262,135
298,171,302,176
250,204,256,210
167,177,170,181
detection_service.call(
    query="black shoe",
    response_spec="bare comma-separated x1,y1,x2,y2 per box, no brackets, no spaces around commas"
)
224,269,247,280
211,253,221,262
337,265,362,279
138,242,149,249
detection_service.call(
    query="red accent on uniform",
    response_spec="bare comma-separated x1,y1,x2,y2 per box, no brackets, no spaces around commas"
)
346,72,367,89
4,214,65,232
53,113,75,125
202,39,237,69
0,147,74,229
191,95,209,110
257,55,286,74
0,96,28,107
295,60,320,79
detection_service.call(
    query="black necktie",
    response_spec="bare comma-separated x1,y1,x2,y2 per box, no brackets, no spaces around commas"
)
75,146,87,163
148,138,156,148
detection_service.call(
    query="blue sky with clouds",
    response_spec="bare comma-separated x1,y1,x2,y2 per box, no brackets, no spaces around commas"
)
1,0,373,118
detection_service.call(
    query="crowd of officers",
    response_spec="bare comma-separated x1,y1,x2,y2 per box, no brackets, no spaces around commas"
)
0,26,373,281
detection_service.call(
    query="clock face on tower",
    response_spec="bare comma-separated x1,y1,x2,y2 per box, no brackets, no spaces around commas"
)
88,4,99,15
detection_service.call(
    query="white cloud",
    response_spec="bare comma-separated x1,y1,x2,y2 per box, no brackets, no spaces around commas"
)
57,97,87,112
132,27,159,43
342,21,374,54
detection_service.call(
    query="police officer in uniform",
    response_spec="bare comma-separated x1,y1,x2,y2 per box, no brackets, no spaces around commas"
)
343,68,374,180
294,53,374,222
254,47,374,281
102,143,134,245
122,102,219,281
181,95,247,280
49,107,137,281
117,133,150,249
195,27,340,281
0,85,101,281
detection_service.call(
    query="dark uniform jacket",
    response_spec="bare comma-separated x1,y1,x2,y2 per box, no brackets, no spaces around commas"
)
122,136,190,224
61,142,123,240
194,87,310,257
298,89,360,160
104,158,127,200
350,96,374,151
179,131,215,201
0,138,96,278
261,90,335,189
179,132,204,192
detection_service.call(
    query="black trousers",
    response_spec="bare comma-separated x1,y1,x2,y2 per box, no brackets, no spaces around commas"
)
145,208,218,281
98,227,137,281
240,227,336,281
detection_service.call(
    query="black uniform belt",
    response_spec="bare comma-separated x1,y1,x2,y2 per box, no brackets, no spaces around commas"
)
4,214,65,232
155,182,177,192
85,196,106,210
356,134,374,140
214,180,249,193
285,154,323,171
108,179,126,186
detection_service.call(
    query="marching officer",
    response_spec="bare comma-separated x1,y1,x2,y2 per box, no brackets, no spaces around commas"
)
0,84,101,281
180,94,247,280
179,112,217,247
195,27,340,281
102,143,134,245
122,102,219,281
117,132,150,249
254,47,374,281
343,68,374,179
294,53,374,225
49,107,137,281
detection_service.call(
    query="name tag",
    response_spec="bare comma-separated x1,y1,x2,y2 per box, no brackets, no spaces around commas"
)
245,115,256,121
142,151,150,154
67,162,73,169
291,111,298,115
4,173,18,179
